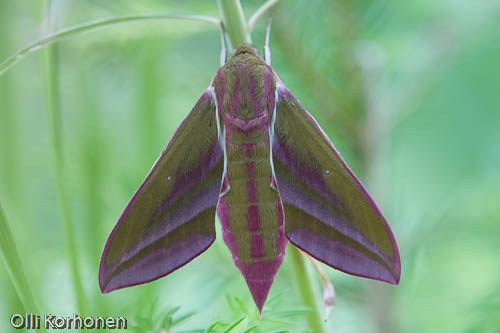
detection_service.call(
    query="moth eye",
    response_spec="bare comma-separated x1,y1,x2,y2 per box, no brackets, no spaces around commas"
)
324,169,331,176
167,176,172,181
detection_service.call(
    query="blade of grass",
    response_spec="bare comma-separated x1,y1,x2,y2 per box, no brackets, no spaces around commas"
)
223,316,245,332
0,203,45,332
242,325,258,333
0,13,220,77
171,312,196,327
44,1,86,314
203,321,220,333
265,291,285,306
234,296,248,313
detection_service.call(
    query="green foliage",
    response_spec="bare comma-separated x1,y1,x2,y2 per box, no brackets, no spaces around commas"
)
129,299,196,332
190,294,309,332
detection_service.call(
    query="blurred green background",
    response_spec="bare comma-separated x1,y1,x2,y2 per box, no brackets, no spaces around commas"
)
1,0,500,332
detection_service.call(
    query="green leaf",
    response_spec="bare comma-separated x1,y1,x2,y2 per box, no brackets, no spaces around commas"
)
242,325,258,333
172,312,196,327
203,321,220,333
223,316,245,332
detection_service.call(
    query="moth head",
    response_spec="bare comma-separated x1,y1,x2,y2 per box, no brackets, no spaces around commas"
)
231,44,264,62
232,44,256,54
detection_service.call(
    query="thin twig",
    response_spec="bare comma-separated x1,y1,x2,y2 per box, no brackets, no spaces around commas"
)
248,0,280,32
0,13,221,76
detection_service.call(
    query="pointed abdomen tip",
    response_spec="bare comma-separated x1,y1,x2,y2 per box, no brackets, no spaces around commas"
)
236,259,284,313
246,278,274,314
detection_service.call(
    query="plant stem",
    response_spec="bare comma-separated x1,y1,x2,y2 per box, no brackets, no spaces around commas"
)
44,2,86,314
0,204,43,319
288,244,325,332
217,0,251,50
0,13,220,77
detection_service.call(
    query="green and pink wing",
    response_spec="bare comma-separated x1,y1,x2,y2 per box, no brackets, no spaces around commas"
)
99,90,224,293
272,83,400,284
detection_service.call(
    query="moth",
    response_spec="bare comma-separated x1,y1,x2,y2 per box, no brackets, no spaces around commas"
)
99,42,400,313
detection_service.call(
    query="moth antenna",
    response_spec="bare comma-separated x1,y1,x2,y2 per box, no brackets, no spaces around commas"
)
264,12,273,65
220,23,227,66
